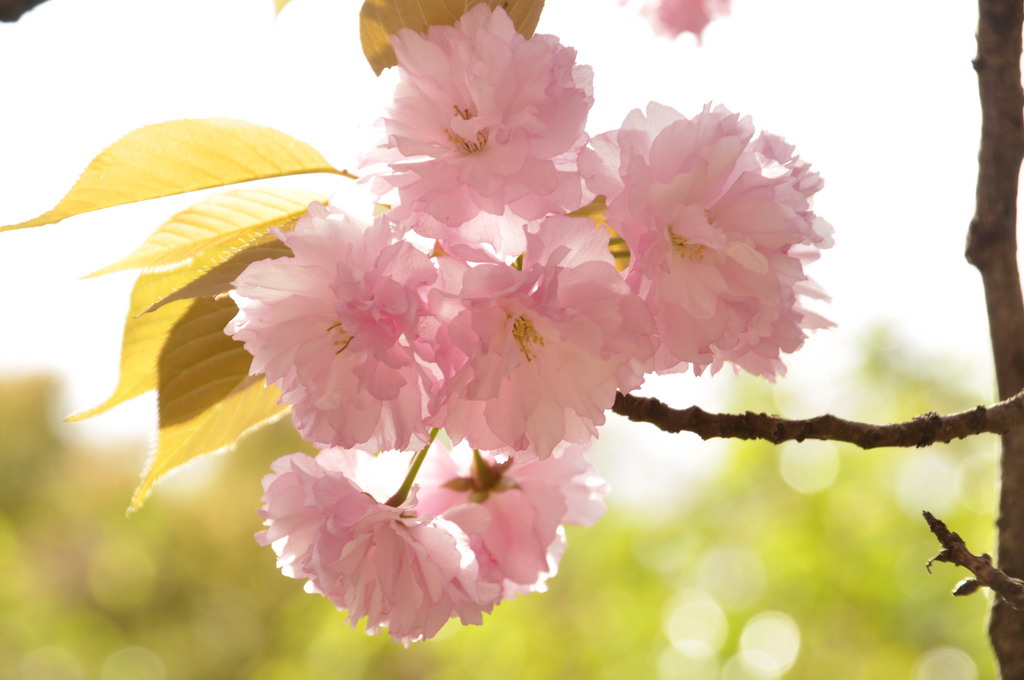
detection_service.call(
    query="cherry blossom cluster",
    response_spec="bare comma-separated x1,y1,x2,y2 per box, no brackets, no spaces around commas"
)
227,3,830,643
256,441,605,645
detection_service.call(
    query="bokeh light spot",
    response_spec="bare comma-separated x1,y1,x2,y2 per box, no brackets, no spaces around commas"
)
658,645,719,680
695,545,765,609
779,442,839,494
896,452,958,517
738,611,801,678
662,590,728,659
18,646,85,680
100,646,166,680
914,646,978,680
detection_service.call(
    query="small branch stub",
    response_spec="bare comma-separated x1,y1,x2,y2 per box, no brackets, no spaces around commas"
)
923,511,1024,610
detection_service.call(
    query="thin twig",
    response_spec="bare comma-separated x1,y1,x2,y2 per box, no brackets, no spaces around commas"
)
923,511,1024,610
611,387,1024,449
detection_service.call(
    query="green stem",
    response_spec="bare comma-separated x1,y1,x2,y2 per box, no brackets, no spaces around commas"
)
385,428,440,507
471,449,497,490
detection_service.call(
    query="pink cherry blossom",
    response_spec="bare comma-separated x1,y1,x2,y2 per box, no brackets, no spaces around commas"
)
365,4,594,257
643,0,730,41
414,440,608,597
227,201,438,452
257,449,500,644
580,102,832,378
428,216,655,458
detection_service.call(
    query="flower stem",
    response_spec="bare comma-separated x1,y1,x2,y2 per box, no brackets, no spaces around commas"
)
385,428,440,507
471,449,497,489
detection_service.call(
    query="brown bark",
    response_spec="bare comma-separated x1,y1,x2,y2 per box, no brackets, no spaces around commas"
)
611,389,1024,449
924,512,1024,610
965,0,1024,675
0,0,50,21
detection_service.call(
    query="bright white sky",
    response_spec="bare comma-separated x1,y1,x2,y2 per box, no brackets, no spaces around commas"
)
0,0,999,469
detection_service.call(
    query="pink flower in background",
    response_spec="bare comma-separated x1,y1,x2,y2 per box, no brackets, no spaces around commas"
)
257,449,500,644
429,216,655,458
227,202,438,452
644,0,730,40
366,4,594,257
581,102,832,378
414,441,609,598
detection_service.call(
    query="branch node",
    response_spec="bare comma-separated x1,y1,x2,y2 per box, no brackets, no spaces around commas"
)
926,549,954,573
922,511,1024,610
953,577,982,597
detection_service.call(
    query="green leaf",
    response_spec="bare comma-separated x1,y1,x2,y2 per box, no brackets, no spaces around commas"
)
2,119,352,232
359,0,545,75
87,188,323,277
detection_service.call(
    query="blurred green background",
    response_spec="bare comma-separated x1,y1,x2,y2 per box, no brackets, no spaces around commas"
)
0,327,999,680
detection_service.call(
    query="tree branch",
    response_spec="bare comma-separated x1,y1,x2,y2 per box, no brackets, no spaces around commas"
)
0,0,50,21
611,388,1024,449
924,511,1024,610
965,0,1024,671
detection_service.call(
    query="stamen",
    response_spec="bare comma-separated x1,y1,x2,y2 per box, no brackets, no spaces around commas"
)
446,128,489,155
446,104,488,154
512,315,544,362
667,225,707,260
327,321,353,354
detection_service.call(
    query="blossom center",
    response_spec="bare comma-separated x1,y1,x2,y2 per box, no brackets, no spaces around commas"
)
511,315,544,362
326,321,353,354
667,224,707,260
446,104,489,155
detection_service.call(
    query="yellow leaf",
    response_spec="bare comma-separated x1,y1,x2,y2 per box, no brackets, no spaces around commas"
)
88,188,323,277
130,295,288,510
568,196,630,271
2,119,352,232
156,296,253,427
130,376,288,511
65,280,287,509
119,191,323,315
608,229,631,272
66,273,191,422
144,239,293,314
360,0,545,74
130,266,219,319
568,195,608,227
127,234,291,317
274,0,292,13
